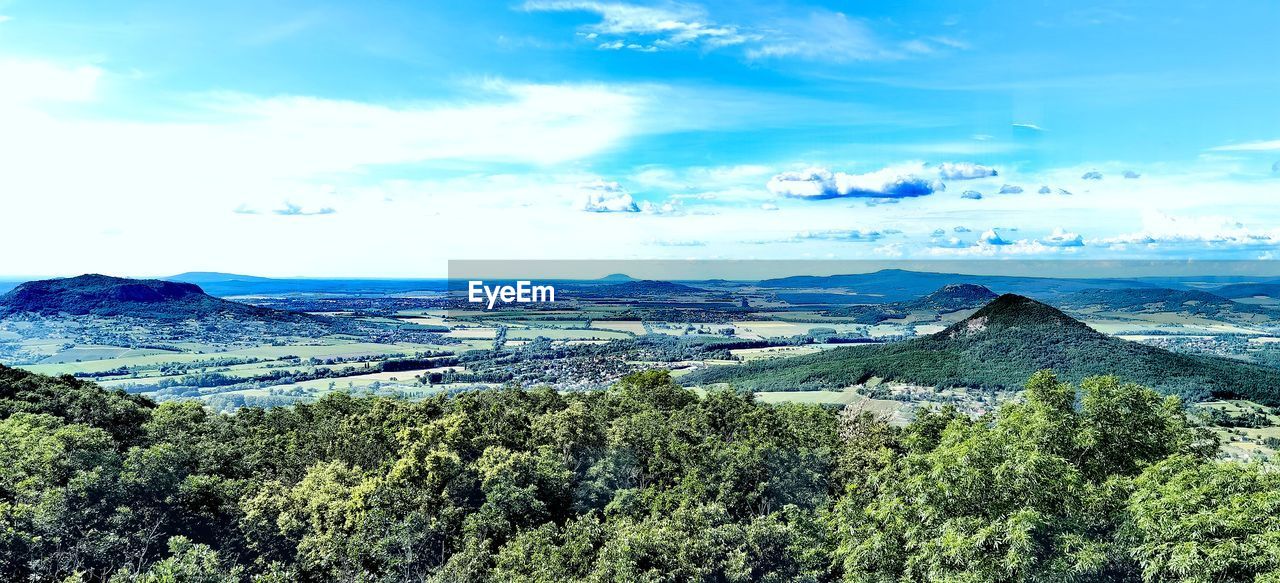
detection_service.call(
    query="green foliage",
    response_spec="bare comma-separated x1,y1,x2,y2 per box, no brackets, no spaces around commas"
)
0,364,1277,582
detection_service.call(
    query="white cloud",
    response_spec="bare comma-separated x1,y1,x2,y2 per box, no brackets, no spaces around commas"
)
998,184,1023,194
1209,139,1280,152
0,59,103,105
579,180,640,212
767,165,943,199
938,162,997,180
760,202,779,211
1040,228,1084,247
1095,212,1280,247
1037,185,1052,194
1081,171,1103,180
1123,170,1141,179
1011,122,1046,131
961,190,982,200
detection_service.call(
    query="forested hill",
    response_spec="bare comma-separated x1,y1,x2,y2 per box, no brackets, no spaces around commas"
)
1056,287,1276,320
1,364,1277,581
686,294,1280,405
0,274,303,320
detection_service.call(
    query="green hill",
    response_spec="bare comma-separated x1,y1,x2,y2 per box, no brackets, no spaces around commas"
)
685,294,1280,405
1056,287,1276,322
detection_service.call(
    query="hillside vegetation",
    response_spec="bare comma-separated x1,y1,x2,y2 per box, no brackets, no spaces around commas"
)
687,294,1280,405
1,365,1278,582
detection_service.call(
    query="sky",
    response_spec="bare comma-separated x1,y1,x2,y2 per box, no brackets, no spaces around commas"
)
1,0,1278,277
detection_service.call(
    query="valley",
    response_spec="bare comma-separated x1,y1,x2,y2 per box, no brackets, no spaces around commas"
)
4,269,1280,461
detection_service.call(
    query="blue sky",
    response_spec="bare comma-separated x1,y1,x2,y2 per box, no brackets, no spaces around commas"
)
1,0,1278,276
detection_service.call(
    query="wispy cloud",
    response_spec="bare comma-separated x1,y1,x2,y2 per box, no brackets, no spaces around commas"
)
1011,122,1046,132
1210,139,1280,152
524,2,957,62
523,1,750,51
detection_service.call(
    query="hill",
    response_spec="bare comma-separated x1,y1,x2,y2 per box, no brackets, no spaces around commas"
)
822,284,999,323
0,274,297,320
576,279,709,297
1056,287,1276,322
1210,282,1280,299
685,294,1280,405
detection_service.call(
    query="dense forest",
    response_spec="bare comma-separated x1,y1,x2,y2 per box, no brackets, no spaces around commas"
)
688,295,1280,406
1,364,1278,582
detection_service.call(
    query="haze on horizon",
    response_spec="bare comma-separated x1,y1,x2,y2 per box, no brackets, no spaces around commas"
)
1,0,1278,277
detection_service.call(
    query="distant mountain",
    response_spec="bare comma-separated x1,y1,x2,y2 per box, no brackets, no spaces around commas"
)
167,272,275,284
1210,282,1280,300
597,273,636,282
821,284,999,323
1056,288,1276,321
757,269,1155,302
574,279,710,297
685,294,1280,405
0,274,297,320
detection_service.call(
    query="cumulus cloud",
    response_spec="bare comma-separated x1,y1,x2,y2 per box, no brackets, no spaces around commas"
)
767,166,942,200
961,190,983,200
931,228,946,236
580,180,639,212
954,226,971,233
1123,170,1141,179
997,184,1023,194
938,162,998,180
1040,228,1084,247
1081,171,1103,180
273,201,336,216
1038,185,1052,194
978,229,1011,245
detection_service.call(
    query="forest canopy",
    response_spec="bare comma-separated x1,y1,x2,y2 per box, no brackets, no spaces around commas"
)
1,364,1278,582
